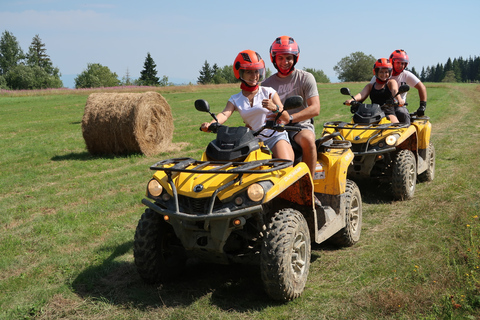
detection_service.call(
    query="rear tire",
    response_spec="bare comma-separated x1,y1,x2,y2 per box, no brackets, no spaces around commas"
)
260,208,311,301
392,149,417,200
418,143,435,182
329,180,362,247
134,208,186,283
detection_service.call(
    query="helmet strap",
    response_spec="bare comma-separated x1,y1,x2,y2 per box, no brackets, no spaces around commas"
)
240,81,258,92
375,77,388,85
276,66,295,77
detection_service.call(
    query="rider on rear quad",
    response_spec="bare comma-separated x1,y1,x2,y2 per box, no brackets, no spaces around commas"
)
345,58,405,123
370,49,428,123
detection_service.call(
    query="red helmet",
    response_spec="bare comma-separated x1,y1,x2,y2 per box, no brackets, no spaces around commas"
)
233,50,265,81
373,58,393,76
389,49,409,64
269,36,300,73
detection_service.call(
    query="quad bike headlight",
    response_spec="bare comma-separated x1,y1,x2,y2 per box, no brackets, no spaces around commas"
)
385,134,400,146
247,183,265,202
147,179,163,197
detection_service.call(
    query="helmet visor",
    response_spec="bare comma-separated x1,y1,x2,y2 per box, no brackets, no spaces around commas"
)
273,48,299,56
393,57,409,63
239,66,265,83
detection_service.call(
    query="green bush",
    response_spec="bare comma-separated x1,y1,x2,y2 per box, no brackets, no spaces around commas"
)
5,64,62,89
74,63,120,88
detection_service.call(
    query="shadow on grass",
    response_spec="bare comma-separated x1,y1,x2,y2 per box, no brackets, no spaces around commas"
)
72,241,283,313
352,179,396,204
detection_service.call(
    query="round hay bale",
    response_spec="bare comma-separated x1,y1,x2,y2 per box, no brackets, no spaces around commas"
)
81,91,173,156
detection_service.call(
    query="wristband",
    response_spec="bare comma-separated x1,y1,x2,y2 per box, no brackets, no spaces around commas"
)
272,105,280,113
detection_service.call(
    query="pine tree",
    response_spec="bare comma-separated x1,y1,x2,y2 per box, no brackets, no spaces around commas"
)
139,52,160,86
433,63,444,82
197,60,213,84
122,68,133,86
27,34,53,73
420,67,426,82
410,66,419,78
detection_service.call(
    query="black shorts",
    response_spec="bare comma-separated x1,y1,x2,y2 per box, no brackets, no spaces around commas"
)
381,105,395,116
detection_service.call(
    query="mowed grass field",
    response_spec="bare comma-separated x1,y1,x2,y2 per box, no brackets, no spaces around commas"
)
1,82,479,319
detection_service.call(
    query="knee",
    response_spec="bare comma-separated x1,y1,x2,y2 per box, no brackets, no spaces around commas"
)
297,136,316,155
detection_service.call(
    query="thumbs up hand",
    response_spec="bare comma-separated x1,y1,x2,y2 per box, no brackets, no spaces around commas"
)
262,93,278,112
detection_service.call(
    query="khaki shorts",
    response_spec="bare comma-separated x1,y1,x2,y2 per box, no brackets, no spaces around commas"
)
288,120,315,140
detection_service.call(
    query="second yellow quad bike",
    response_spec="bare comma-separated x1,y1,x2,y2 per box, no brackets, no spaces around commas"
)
134,96,362,302
322,85,435,200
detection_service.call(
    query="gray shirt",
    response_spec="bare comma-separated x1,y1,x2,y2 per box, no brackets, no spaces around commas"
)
262,69,319,126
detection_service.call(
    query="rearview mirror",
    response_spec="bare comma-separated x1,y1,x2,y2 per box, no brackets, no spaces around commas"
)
283,95,303,110
194,99,210,112
340,87,351,96
398,84,410,95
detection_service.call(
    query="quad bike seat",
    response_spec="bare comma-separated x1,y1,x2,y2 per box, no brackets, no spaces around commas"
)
353,103,385,124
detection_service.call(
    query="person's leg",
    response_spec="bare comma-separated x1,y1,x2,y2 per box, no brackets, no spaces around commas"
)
294,129,317,176
395,106,410,124
388,114,399,123
271,139,294,161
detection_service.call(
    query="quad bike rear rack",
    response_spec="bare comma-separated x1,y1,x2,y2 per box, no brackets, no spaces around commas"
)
323,121,410,131
323,121,410,156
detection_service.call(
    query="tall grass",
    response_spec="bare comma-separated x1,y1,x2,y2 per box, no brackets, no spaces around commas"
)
0,83,479,319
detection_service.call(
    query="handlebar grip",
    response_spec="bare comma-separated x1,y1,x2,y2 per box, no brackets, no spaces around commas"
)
283,125,302,131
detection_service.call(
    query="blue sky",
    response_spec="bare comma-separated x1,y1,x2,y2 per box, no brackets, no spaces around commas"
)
1,0,479,88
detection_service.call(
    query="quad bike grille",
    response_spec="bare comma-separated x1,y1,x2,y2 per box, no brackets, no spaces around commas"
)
178,196,223,214
178,196,208,214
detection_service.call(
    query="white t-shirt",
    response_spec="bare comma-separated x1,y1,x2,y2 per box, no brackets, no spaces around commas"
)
228,86,278,141
370,70,420,101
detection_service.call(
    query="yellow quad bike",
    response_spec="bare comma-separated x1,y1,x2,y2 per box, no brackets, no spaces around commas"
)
322,85,435,200
134,97,362,302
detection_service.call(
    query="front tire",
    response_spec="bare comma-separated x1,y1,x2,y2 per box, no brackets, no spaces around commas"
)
329,180,362,247
134,208,186,283
392,149,417,200
261,208,311,301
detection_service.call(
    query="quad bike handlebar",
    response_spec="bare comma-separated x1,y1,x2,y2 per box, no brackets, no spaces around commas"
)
341,84,410,113
346,100,408,114
196,98,302,136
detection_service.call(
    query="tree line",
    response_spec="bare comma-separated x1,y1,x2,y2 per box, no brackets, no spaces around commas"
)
196,60,330,84
333,52,480,83
1,29,479,90
418,56,480,83
197,52,480,85
0,30,172,90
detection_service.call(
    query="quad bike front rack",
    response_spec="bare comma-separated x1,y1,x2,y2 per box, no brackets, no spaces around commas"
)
143,157,293,220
